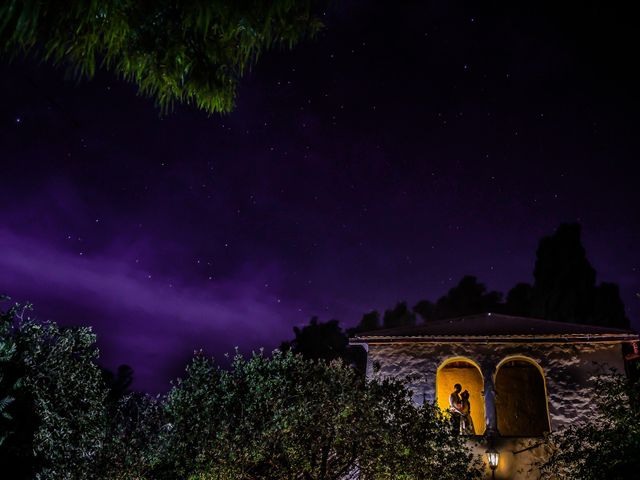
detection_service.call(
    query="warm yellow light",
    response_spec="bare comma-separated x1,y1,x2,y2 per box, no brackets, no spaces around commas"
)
436,358,486,435
486,448,500,470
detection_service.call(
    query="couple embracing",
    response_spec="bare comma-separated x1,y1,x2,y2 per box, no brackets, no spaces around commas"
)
449,383,476,435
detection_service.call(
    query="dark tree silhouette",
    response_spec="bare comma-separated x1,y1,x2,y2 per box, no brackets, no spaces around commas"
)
530,223,629,327
593,282,628,329
530,223,597,323
433,275,502,319
349,310,381,334
413,300,436,322
102,364,134,405
353,225,628,334
281,317,348,363
504,282,533,317
383,301,417,329
282,317,368,374
297,226,628,347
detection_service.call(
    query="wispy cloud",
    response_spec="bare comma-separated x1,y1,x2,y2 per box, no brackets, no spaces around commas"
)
0,228,295,391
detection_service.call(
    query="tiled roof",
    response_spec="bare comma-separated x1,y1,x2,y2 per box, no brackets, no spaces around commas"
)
350,313,638,344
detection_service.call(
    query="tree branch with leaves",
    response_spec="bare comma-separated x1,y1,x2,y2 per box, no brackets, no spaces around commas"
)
0,0,323,114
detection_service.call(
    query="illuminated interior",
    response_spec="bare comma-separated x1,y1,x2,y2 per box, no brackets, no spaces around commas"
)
436,359,485,435
495,358,550,436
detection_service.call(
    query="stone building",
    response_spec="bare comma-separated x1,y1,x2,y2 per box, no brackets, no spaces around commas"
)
349,313,639,479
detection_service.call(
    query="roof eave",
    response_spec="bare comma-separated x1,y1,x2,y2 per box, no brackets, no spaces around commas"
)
350,333,640,345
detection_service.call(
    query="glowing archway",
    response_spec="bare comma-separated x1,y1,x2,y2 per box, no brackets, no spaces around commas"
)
436,357,485,435
494,356,551,436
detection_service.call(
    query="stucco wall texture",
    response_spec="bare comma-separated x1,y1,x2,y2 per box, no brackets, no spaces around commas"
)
365,341,627,479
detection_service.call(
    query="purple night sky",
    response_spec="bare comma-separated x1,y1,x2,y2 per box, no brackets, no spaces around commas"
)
1,1,638,391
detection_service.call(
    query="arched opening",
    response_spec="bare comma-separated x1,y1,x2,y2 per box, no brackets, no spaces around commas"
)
495,357,550,436
436,358,485,435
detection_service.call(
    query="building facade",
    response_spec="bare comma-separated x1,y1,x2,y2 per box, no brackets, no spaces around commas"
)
349,313,639,479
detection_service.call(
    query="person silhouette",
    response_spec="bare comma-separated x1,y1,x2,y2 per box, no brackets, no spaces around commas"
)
459,390,476,435
449,383,463,432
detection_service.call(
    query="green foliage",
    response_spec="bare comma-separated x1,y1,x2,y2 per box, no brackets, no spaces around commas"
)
0,297,108,479
152,354,225,478
2,298,480,479
539,366,640,479
0,296,25,448
359,398,482,480
0,0,322,114
154,350,483,480
99,393,165,480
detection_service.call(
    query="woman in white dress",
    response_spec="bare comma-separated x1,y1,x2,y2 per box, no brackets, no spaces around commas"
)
459,390,476,435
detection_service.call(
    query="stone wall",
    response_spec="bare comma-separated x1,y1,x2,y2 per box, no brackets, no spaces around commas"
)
365,341,626,432
467,436,551,480
361,340,628,478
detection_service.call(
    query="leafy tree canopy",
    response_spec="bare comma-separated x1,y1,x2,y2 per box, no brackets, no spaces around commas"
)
155,350,483,480
2,299,482,479
0,296,108,479
0,296,20,449
0,0,322,114
539,364,640,479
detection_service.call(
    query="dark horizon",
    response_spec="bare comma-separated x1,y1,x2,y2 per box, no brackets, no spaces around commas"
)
1,0,638,392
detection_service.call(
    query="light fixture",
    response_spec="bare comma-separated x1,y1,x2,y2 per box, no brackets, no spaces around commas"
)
486,447,499,479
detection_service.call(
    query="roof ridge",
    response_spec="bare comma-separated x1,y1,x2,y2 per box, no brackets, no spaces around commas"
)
351,312,636,338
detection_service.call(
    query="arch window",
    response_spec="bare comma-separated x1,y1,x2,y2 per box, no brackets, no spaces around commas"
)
495,358,550,436
436,358,485,435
